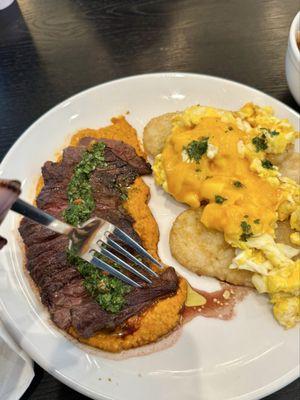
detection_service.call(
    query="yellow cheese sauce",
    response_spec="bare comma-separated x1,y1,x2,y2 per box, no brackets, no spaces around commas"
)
161,117,282,243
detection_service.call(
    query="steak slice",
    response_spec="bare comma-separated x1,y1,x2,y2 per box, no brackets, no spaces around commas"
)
37,146,86,217
19,136,179,338
71,268,179,338
41,268,80,300
78,137,152,176
19,220,59,247
26,235,67,262
30,255,69,286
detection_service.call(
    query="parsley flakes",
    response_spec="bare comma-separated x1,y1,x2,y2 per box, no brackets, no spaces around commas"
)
252,134,268,152
261,159,274,169
233,180,244,188
260,128,279,137
183,137,208,163
240,220,253,241
215,195,227,204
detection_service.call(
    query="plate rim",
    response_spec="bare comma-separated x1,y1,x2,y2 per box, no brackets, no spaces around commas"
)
0,72,299,400
0,72,299,168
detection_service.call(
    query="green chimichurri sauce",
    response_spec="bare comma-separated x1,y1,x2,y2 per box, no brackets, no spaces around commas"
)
67,250,131,313
63,141,107,226
64,141,131,314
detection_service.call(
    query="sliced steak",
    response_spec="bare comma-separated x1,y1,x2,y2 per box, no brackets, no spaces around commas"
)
78,137,151,175
26,235,67,262
71,268,179,338
41,268,80,300
19,136,179,338
19,220,59,247
125,267,178,306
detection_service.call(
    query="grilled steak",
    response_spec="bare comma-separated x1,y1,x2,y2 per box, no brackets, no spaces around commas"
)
71,268,178,338
19,137,179,338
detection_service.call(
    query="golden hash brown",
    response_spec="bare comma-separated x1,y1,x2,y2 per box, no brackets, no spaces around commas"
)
170,208,254,287
277,151,300,183
170,208,298,286
143,112,178,157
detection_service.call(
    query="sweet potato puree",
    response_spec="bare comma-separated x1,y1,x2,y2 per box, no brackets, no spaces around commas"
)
37,116,187,352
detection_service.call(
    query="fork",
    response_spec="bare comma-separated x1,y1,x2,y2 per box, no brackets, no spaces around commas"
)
11,198,162,288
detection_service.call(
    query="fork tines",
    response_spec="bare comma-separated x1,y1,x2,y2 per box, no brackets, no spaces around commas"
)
90,226,162,288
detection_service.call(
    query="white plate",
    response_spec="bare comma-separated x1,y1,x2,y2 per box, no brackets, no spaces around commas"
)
0,73,299,400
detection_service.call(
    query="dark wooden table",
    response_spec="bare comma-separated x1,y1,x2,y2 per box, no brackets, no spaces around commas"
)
0,0,299,399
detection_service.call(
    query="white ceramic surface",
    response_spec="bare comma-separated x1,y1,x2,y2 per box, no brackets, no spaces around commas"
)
0,319,34,400
0,0,14,10
286,11,300,105
0,73,299,400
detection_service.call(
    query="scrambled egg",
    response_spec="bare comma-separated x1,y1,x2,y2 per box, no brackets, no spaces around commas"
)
153,103,300,328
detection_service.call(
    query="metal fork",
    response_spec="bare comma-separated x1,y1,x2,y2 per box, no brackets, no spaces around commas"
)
11,198,162,288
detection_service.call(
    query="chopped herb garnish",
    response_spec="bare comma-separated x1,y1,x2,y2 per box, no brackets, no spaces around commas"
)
261,159,274,169
67,250,131,313
228,126,233,131
183,137,208,163
241,221,251,232
115,182,131,202
240,220,253,241
254,219,260,224
64,142,132,314
260,128,279,137
215,195,227,204
244,215,249,218
120,193,128,201
252,134,268,152
63,142,107,226
240,233,252,242
233,180,244,188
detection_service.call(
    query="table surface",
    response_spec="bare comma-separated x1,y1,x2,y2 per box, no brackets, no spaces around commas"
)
0,0,299,399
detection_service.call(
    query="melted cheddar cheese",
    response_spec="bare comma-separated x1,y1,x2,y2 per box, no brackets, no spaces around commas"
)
159,116,282,244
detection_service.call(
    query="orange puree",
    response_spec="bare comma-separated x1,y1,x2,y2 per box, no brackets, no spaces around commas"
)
70,116,146,158
35,116,186,352
124,177,159,261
